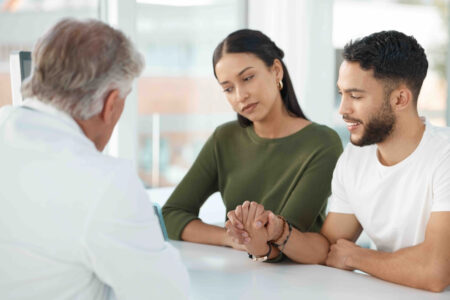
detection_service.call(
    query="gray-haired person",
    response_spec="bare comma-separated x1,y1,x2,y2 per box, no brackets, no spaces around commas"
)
0,18,189,299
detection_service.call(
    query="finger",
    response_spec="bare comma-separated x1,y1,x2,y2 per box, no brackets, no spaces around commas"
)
235,205,242,223
226,223,247,244
227,210,243,229
225,219,247,238
225,219,231,229
254,211,271,229
255,203,265,217
247,202,258,227
242,201,250,225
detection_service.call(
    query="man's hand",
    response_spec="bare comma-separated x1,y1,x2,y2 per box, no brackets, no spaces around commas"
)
326,239,360,271
254,211,285,242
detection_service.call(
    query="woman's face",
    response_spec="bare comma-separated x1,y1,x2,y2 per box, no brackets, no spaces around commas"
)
214,52,283,123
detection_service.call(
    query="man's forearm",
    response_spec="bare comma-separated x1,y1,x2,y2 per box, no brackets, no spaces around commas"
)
281,231,330,264
347,244,449,292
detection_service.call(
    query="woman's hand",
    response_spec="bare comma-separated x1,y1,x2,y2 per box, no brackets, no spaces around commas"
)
224,201,285,256
244,204,268,255
222,228,248,251
225,201,251,245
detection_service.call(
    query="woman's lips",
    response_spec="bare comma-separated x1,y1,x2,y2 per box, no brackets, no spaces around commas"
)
242,103,258,113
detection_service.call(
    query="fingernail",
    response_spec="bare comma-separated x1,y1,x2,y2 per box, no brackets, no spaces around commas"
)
238,224,243,229
242,232,248,237
244,238,250,243
255,221,262,228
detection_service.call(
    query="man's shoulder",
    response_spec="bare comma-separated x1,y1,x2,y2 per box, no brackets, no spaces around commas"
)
426,123,450,149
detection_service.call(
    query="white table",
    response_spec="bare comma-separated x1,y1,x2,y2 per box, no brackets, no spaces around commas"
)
171,241,450,300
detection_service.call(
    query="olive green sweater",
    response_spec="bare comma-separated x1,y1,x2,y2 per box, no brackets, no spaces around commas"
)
162,121,343,240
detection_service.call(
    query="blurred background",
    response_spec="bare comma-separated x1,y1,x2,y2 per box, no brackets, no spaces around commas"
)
0,0,448,190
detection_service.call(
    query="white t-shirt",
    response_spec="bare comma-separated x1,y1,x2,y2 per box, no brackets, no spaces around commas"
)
0,99,189,300
328,122,450,252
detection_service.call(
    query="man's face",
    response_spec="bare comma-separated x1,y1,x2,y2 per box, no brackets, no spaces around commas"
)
337,61,396,147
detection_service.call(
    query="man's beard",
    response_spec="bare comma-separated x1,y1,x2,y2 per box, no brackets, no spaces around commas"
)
347,99,396,147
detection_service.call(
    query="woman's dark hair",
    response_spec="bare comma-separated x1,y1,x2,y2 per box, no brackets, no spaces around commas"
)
343,30,428,102
212,29,307,127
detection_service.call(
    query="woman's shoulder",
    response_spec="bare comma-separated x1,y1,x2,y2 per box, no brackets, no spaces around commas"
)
213,120,243,138
302,122,343,149
306,123,341,141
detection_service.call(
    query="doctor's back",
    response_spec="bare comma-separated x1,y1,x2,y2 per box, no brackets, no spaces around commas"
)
0,18,189,300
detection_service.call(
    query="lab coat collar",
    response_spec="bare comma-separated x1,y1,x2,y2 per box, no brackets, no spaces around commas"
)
22,98,83,132
22,98,97,150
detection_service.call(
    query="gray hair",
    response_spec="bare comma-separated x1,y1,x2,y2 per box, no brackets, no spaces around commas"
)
21,18,144,120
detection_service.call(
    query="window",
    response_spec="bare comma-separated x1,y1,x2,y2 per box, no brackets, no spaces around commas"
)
135,0,247,187
0,0,99,108
332,0,449,144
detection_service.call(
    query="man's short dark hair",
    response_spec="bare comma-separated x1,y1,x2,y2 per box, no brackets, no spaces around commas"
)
343,30,428,102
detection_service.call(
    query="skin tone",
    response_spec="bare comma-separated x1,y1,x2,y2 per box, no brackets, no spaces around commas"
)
228,60,450,292
227,201,330,262
180,52,311,251
75,89,126,151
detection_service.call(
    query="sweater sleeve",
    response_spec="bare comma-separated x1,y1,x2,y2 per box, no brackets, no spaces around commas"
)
162,132,219,240
279,142,343,233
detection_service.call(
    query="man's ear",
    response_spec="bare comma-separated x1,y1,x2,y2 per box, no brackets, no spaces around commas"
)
391,85,412,112
100,89,120,124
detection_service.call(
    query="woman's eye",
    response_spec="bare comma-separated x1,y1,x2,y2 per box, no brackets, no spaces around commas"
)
223,87,233,93
243,75,254,81
350,95,361,100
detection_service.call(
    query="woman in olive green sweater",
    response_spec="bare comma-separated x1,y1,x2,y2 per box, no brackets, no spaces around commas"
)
162,29,342,262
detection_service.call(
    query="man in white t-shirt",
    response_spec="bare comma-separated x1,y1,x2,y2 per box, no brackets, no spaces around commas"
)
322,30,450,292
0,19,189,299
227,30,449,292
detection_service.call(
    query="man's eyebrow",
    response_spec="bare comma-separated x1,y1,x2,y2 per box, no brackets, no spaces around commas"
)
337,87,367,93
219,66,254,85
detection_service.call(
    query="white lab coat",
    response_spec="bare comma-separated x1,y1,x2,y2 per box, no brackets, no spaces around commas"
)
0,98,189,300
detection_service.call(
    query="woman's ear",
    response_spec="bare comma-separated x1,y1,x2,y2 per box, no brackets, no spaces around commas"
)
272,58,284,83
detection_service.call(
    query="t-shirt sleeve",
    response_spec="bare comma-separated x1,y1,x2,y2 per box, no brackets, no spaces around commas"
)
81,161,190,299
162,132,219,240
432,151,450,211
280,141,343,233
327,145,354,214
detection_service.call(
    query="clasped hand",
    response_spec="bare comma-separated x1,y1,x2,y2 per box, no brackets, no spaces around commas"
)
225,201,283,256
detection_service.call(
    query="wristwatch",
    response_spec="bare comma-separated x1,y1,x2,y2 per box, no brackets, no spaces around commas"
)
248,243,272,262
